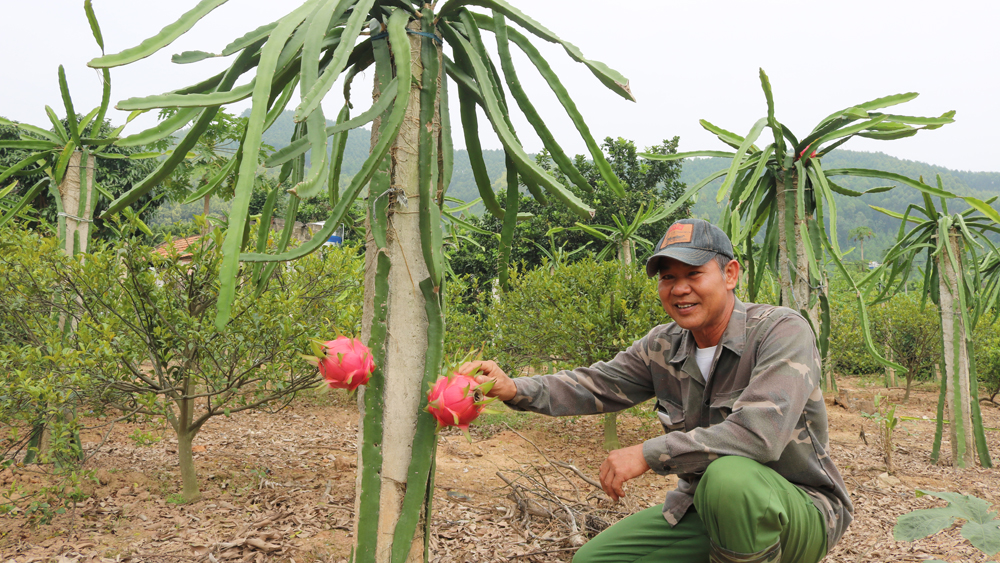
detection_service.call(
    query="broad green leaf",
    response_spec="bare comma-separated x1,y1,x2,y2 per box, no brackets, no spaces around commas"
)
759,68,786,161
182,158,238,204
295,0,374,121
640,150,736,161
442,0,634,102
222,21,278,56
0,140,59,151
478,18,625,198
874,110,956,126
869,204,923,223
444,23,594,219
896,490,1000,556
491,11,593,197
44,105,70,144
240,8,411,265
265,79,398,168
700,119,746,151
857,128,919,141
84,0,104,53
58,66,82,148
88,0,231,68
717,118,767,203
894,507,956,541
0,178,48,229
826,168,955,198
813,114,888,149
171,50,218,64
962,197,1000,225
0,117,60,144
215,0,321,329
0,154,48,185
117,82,254,110
117,108,202,147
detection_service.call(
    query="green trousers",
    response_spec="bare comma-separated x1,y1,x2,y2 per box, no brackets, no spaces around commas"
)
574,456,827,563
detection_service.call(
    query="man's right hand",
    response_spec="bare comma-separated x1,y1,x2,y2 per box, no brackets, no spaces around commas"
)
457,360,517,402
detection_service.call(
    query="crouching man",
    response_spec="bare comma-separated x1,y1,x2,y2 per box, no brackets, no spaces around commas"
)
460,219,851,563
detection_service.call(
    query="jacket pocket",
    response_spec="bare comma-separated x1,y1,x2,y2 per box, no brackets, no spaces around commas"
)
655,399,686,432
709,388,746,421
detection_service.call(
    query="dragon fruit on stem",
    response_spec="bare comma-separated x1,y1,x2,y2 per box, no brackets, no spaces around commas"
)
301,336,375,391
426,372,496,433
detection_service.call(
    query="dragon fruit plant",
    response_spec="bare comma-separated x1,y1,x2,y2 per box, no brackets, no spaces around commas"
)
426,372,496,435
301,337,375,391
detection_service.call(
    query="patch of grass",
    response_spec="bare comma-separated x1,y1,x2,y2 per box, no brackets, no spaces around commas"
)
472,403,531,438
166,493,187,505
128,429,162,447
295,383,355,408
624,398,657,420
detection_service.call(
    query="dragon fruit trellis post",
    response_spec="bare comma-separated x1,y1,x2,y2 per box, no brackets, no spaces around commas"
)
88,0,634,560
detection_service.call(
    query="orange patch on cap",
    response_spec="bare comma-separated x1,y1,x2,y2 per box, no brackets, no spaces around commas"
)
661,223,693,248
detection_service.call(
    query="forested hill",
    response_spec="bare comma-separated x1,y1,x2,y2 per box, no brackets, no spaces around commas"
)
255,110,507,205
681,151,1000,258
257,110,1000,258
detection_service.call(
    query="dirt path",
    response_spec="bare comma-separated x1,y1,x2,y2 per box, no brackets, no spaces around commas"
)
2,378,1000,562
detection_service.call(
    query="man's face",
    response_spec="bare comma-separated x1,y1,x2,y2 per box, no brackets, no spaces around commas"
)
656,257,739,347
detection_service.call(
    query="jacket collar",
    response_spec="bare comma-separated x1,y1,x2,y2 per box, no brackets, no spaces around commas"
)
669,297,747,365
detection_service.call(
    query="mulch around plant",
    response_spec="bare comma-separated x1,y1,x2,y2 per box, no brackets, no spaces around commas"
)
2,377,999,562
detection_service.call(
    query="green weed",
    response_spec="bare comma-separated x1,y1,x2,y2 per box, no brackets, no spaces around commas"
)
129,428,162,447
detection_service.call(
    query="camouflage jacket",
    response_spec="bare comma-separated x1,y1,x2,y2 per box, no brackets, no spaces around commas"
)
506,299,853,549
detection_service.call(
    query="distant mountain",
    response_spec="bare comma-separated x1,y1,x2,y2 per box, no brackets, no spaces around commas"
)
251,110,507,207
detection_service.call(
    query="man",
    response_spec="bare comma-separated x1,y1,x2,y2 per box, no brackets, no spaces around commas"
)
460,219,851,563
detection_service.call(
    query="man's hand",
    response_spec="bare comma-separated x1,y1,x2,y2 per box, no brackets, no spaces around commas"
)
457,360,517,402
599,443,650,502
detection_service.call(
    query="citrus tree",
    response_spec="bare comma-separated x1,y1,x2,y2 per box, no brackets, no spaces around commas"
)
81,1,633,560
643,68,955,389
864,178,1000,468
0,1,159,463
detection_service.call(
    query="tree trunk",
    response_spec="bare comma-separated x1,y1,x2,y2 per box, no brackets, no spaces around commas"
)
938,230,974,467
57,150,97,334
175,375,202,502
58,150,97,258
25,150,96,465
775,170,794,308
619,239,632,271
203,194,211,236
177,429,201,502
885,346,896,388
600,240,633,451
356,21,436,562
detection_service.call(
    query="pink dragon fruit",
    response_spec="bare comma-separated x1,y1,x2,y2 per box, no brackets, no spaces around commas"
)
301,337,375,391
426,372,496,432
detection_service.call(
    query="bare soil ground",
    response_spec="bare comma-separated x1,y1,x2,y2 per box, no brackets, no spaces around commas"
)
2,376,1000,563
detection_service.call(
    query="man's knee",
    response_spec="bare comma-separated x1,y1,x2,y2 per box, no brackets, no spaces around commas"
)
694,456,773,518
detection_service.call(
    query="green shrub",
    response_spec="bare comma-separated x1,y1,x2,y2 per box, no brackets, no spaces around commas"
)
443,274,492,360
973,319,1000,404
870,292,941,400
828,278,883,376
485,257,667,373
0,219,365,501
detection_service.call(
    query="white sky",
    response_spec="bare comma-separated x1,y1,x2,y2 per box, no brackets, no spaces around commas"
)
3,1,998,173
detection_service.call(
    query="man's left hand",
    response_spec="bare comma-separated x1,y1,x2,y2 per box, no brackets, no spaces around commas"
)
599,443,650,502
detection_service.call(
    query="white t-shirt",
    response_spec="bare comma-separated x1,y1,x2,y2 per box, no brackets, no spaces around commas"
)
695,345,717,383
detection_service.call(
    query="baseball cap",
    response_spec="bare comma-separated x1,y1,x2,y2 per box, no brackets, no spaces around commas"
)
645,219,734,277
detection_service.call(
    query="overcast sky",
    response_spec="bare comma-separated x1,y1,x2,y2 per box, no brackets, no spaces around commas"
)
3,1,998,173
